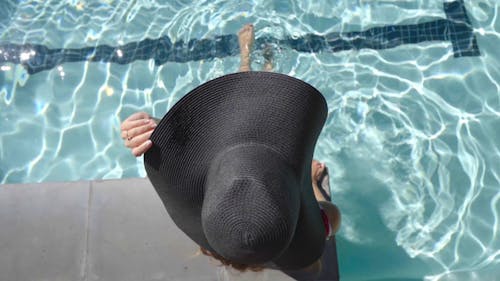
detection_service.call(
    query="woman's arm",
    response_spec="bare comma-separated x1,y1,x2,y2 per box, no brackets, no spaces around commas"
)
299,160,341,277
301,258,322,274
318,200,341,235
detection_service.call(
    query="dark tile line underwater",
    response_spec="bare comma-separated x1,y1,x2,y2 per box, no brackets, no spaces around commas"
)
0,0,480,75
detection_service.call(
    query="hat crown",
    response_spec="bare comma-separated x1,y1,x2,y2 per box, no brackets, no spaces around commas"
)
145,72,329,269
201,144,300,264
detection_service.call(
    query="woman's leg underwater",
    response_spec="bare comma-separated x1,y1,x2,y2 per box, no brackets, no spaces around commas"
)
238,24,254,72
238,24,275,72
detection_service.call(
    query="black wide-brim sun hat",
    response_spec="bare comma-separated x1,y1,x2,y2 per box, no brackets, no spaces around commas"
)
144,71,328,270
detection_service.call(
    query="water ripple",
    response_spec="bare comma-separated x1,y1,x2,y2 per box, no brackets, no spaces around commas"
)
0,1,499,280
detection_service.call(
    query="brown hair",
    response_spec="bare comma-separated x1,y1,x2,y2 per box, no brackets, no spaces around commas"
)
200,247,266,272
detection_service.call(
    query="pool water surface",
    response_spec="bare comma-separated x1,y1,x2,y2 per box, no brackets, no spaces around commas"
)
1,1,499,280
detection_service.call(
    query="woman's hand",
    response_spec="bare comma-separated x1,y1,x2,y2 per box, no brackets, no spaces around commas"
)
311,159,331,202
311,160,327,184
121,112,157,157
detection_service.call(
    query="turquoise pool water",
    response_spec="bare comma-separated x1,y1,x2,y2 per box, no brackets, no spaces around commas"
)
1,0,499,280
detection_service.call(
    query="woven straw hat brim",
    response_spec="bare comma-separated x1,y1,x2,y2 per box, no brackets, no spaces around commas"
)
144,71,328,269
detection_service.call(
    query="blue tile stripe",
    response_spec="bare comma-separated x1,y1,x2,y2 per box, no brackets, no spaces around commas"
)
444,0,480,57
0,0,480,75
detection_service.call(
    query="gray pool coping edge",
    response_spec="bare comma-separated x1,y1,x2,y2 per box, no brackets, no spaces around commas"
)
0,178,296,281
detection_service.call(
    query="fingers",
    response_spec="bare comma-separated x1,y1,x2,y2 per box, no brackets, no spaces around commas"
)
120,112,157,157
121,119,156,139
124,111,150,123
121,116,152,132
124,129,154,149
311,160,327,182
131,139,153,157
129,121,157,138
121,111,150,133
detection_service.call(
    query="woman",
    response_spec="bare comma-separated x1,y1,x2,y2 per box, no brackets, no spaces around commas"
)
121,24,340,279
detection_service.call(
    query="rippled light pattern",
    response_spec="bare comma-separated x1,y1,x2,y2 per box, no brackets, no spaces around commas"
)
0,1,499,281
0,1,480,74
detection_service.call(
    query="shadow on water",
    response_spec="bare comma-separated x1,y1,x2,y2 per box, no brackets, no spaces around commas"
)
337,235,430,281
331,149,434,281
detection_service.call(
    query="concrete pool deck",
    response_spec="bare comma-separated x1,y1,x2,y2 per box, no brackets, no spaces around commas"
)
0,178,301,281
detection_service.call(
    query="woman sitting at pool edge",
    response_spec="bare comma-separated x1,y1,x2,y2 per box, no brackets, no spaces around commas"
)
120,24,341,279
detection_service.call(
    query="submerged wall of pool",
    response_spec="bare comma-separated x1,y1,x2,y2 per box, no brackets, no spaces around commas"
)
1,1,499,280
